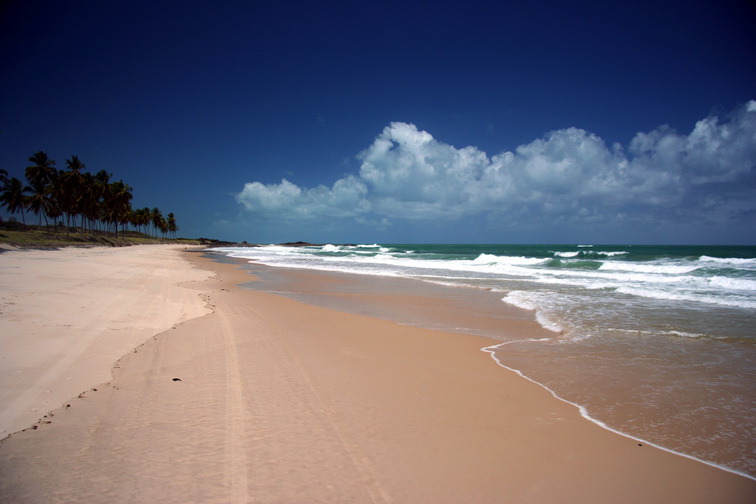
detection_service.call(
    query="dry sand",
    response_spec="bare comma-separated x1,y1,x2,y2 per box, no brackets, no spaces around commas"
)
0,245,213,439
0,246,754,503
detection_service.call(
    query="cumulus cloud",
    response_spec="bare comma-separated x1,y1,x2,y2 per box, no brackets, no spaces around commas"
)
237,175,369,218
236,101,756,231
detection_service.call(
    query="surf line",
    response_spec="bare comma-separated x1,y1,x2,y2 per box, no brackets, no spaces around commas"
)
480,339,756,482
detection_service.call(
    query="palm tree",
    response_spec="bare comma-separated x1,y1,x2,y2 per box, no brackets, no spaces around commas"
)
80,171,113,233
26,179,53,227
167,212,178,239
115,184,134,237
158,217,169,238
151,207,163,238
25,151,56,190
138,207,151,235
105,180,132,237
25,152,57,227
0,168,9,215
0,177,31,228
7,150,182,241
130,207,151,235
88,170,111,232
47,169,67,231
63,156,86,230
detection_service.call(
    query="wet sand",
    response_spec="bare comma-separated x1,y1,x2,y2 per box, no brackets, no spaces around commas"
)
0,247,753,503
242,264,756,476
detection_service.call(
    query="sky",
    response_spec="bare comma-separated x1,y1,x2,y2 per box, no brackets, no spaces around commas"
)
1,0,754,244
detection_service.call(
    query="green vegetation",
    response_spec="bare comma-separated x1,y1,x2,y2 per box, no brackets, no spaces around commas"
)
0,220,200,249
1,151,186,248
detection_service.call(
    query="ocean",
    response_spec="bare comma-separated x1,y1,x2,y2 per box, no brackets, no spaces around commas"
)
210,243,756,479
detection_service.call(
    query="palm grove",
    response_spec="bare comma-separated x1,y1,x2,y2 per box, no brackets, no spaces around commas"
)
0,151,178,238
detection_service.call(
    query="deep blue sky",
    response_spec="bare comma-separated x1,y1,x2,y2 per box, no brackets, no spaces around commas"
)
1,0,754,244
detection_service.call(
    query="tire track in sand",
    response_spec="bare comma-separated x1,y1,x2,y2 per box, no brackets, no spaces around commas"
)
213,296,250,503
235,296,393,504
208,278,393,503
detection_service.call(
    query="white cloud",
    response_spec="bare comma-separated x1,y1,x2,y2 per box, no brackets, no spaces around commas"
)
235,101,756,231
236,175,368,218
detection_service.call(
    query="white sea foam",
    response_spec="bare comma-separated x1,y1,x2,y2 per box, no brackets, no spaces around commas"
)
473,253,547,266
708,276,756,291
598,261,699,274
501,291,564,333
597,250,630,257
666,330,709,339
615,286,756,309
574,270,698,286
508,266,701,293
213,244,756,310
553,251,580,258
551,249,627,258
535,312,564,334
501,291,538,311
700,255,756,267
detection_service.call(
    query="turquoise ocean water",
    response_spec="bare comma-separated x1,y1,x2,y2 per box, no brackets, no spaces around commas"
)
211,243,756,478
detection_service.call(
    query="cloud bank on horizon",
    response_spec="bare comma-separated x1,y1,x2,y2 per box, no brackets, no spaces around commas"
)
236,101,756,240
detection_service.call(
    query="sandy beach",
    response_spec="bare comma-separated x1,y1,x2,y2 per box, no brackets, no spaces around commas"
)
0,246,754,503
0,245,213,439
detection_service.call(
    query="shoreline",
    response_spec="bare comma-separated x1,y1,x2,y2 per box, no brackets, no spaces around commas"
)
217,248,756,479
0,247,754,502
480,341,756,482
197,252,756,500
